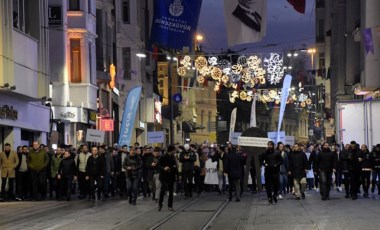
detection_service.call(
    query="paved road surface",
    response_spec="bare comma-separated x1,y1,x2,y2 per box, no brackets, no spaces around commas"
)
1,190,380,230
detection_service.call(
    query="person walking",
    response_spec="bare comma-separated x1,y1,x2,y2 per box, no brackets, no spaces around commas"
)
0,143,19,201
123,147,142,205
277,142,288,199
76,145,91,199
179,144,196,198
371,144,380,194
158,145,178,211
288,143,308,200
225,146,244,202
86,146,105,201
259,141,283,204
359,144,372,198
27,141,49,201
314,142,337,200
57,149,77,201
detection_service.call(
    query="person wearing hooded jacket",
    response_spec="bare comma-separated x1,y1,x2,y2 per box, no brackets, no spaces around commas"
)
179,144,196,198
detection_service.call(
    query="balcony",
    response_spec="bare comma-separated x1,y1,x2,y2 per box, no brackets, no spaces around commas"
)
68,83,98,110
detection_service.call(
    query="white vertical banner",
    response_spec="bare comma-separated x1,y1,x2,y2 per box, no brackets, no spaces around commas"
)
224,0,267,46
250,96,257,127
277,75,292,142
229,108,237,142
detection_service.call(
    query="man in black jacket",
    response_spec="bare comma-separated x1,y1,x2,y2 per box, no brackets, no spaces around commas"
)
158,145,178,211
179,144,196,198
225,146,244,202
360,144,372,197
343,141,361,200
288,143,308,200
85,146,105,201
123,147,142,205
259,141,283,204
314,142,337,200
58,150,77,201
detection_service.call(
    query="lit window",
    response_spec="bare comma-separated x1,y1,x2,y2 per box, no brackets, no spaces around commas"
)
70,39,82,83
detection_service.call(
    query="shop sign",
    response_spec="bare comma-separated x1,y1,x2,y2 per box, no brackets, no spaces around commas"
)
0,105,18,120
89,111,97,125
100,119,114,131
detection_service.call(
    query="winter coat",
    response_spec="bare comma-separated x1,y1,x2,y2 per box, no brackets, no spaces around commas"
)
224,151,243,179
314,149,337,173
158,153,178,182
259,148,283,173
27,148,49,172
85,155,105,177
179,150,196,172
58,157,77,177
288,150,309,179
0,150,19,178
123,154,142,179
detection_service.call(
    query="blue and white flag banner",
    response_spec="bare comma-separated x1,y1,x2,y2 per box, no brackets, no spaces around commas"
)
118,86,142,146
277,74,292,142
150,0,203,49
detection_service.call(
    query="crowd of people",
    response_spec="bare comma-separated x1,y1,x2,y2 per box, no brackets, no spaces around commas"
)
0,139,379,210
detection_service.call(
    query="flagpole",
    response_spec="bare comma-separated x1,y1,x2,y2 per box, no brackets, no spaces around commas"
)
168,50,174,145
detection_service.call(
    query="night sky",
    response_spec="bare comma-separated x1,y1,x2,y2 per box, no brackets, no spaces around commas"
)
198,0,316,54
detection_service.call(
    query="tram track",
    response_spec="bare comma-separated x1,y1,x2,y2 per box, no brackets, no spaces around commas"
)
149,194,229,230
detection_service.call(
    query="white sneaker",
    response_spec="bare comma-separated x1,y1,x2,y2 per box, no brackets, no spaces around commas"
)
278,194,283,200
316,188,319,192
338,187,342,192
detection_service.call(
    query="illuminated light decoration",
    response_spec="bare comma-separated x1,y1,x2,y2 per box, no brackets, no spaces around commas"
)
292,94,297,100
275,99,280,104
195,56,208,69
306,98,312,105
255,67,266,79
221,75,229,84
269,90,277,99
197,75,205,83
218,59,231,70
183,55,191,63
247,55,261,69
263,53,284,84
260,78,266,84
199,66,211,75
250,78,256,88
231,90,239,98
211,67,223,80
230,73,241,83
300,101,306,107
208,56,218,66
231,83,238,89
298,93,308,102
239,91,247,100
214,83,220,92
177,67,187,76
241,69,250,83
246,95,252,102
237,55,248,67
231,64,243,74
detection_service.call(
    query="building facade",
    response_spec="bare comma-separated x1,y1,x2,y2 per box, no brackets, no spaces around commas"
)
0,0,50,149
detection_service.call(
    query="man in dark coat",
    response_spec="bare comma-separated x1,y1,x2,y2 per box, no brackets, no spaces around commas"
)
85,146,105,201
225,146,244,202
314,142,337,200
371,144,380,194
288,143,309,200
123,147,142,205
179,144,196,198
343,141,361,200
158,145,178,211
57,149,77,201
259,141,283,204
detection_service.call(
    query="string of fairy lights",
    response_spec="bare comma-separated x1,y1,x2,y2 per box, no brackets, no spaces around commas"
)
175,53,315,107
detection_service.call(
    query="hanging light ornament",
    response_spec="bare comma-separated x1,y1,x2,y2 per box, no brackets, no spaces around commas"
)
197,75,205,84
177,67,187,77
208,56,218,66
195,56,208,70
239,91,247,100
211,67,222,80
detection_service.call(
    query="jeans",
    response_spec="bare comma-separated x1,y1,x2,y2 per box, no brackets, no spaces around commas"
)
60,175,73,199
126,177,139,202
335,169,342,188
78,171,89,197
89,175,102,199
319,171,332,198
279,173,288,194
217,171,225,192
371,169,380,193
103,173,111,196
16,171,29,199
361,170,371,194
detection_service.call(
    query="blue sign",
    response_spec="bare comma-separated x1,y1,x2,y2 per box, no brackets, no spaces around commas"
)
150,0,203,49
118,86,142,146
173,93,182,103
